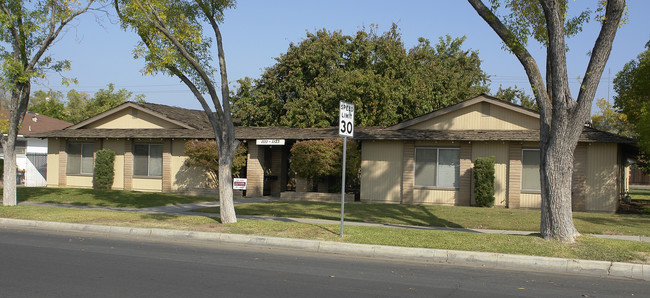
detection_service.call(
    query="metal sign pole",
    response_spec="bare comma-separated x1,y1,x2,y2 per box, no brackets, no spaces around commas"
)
340,136,347,237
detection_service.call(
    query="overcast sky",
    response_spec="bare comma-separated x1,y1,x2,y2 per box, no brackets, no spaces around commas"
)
38,0,650,114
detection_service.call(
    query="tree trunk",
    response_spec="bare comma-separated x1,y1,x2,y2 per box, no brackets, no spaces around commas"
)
2,83,30,206
2,139,17,206
539,134,580,242
218,141,238,224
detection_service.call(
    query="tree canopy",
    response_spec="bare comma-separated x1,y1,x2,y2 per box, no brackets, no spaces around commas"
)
494,85,538,110
231,25,490,128
29,84,145,123
614,41,650,152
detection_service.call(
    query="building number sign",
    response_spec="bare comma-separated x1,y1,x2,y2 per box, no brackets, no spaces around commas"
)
339,101,354,137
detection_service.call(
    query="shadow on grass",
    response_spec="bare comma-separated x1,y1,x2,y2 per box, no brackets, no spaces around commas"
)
227,201,464,229
11,187,215,209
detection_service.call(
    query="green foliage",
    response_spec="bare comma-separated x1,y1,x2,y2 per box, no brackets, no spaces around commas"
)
590,98,634,137
487,0,593,49
614,42,650,152
494,85,538,111
232,25,489,127
93,149,116,190
290,139,361,184
474,156,496,207
183,139,248,186
29,84,145,123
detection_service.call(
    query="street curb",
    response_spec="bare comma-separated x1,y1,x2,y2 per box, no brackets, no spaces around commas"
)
2,218,648,281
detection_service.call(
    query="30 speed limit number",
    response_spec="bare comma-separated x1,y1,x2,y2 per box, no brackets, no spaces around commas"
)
339,101,354,137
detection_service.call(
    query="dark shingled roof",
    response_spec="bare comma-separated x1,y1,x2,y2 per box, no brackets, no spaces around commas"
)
25,102,637,145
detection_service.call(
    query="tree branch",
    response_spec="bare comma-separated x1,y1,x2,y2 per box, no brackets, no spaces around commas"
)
573,0,625,126
26,1,95,72
467,0,551,121
131,0,223,120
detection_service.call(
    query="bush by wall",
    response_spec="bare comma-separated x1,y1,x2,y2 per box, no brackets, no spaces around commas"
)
290,139,361,191
93,149,116,189
474,156,495,207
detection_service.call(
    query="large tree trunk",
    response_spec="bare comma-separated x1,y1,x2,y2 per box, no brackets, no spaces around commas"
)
217,140,238,224
2,139,17,206
2,84,30,206
539,133,580,241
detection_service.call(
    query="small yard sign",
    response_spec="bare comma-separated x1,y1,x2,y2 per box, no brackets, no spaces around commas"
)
233,178,247,190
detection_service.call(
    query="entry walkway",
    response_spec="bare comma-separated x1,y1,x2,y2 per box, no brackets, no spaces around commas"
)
15,198,650,242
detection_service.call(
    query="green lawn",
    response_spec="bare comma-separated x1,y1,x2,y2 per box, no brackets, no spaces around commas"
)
630,188,650,201
194,201,650,236
1,205,649,264
2,187,214,208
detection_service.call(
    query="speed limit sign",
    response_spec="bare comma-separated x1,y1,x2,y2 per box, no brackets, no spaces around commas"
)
339,101,354,137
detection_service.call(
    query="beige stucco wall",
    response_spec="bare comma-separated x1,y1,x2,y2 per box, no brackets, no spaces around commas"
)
46,138,61,187
407,104,539,131
171,139,213,191
360,141,403,203
132,177,162,192
413,189,457,205
85,108,184,129
471,142,508,207
520,193,541,208
585,143,619,212
66,175,93,188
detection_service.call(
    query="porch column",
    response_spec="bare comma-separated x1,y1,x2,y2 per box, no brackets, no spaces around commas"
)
269,146,283,197
401,141,414,204
458,142,472,206
507,143,522,209
124,139,133,190
572,144,587,211
246,142,264,197
162,139,172,192
58,140,67,187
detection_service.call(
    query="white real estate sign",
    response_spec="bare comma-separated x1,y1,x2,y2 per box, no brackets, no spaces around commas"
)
233,178,247,190
339,101,354,138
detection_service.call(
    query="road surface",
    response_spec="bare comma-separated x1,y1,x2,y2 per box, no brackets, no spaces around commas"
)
0,227,647,297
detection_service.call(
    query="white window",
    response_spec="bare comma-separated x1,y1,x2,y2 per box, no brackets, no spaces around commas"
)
522,149,541,191
134,144,163,177
414,147,460,188
67,143,94,175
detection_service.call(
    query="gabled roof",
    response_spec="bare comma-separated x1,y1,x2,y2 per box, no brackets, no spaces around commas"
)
66,102,204,130
388,94,540,130
0,110,72,135
27,98,636,145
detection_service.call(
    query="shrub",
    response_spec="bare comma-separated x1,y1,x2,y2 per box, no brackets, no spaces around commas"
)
290,139,361,190
474,156,495,207
93,149,116,189
183,139,248,187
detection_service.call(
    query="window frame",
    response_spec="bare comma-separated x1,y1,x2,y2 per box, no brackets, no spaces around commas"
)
66,142,94,175
133,143,163,178
414,147,460,189
521,148,541,192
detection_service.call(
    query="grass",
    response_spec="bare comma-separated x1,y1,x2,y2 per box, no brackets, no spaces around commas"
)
630,189,650,201
1,205,649,264
193,201,650,237
2,187,215,208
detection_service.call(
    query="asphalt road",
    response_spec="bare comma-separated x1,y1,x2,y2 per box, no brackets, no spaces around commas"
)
0,227,648,298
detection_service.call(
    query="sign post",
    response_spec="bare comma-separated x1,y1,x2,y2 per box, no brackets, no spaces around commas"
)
339,101,354,237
